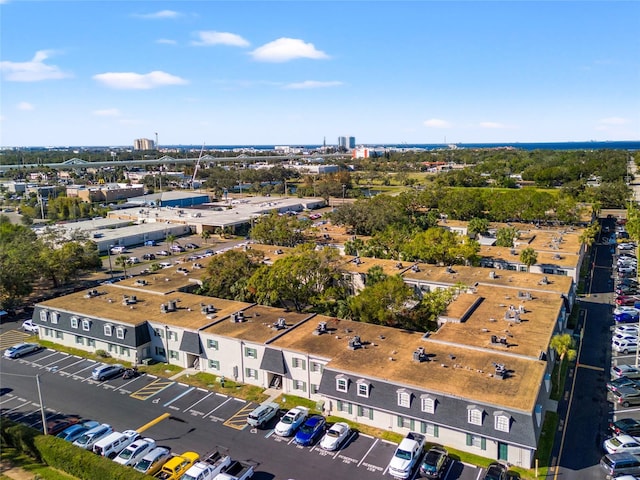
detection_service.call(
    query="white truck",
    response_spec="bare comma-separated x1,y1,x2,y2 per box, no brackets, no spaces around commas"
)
212,460,254,480
180,449,231,480
387,432,426,479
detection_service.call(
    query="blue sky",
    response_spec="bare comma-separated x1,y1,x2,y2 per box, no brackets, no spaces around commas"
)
1,1,639,147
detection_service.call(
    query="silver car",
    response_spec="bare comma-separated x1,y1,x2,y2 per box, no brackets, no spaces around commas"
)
3,343,42,359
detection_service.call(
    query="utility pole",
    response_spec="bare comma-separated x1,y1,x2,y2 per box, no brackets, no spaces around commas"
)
36,374,47,434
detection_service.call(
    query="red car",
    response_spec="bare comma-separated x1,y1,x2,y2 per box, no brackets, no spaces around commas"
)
46,416,81,435
616,295,640,306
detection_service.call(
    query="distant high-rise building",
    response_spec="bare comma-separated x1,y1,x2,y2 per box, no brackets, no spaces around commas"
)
134,138,155,150
338,136,355,151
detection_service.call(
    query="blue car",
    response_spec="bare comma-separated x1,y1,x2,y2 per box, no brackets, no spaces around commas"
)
294,415,326,446
615,312,640,324
56,421,99,442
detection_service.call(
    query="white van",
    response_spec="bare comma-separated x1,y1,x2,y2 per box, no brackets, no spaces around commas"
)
93,429,140,459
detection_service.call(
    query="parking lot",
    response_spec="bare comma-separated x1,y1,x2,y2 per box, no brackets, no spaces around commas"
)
0,343,484,480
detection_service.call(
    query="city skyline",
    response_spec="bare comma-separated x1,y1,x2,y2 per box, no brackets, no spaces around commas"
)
1,1,639,147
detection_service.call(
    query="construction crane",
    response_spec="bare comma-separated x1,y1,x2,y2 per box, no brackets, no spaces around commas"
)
192,143,205,189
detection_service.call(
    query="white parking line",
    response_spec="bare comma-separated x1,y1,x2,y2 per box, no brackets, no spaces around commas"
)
40,353,69,369
2,400,32,414
183,392,213,412
164,387,195,407
113,376,144,392
204,397,232,418
357,438,378,467
69,363,97,377
57,358,86,372
31,351,59,366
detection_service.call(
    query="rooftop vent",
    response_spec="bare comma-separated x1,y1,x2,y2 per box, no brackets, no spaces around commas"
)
489,271,496,279
539,275,549,285
122,295,137,305
273,317,287,330
353,256,362,265
134,279,148,286
411,264,420,273
313,321,328,336
85,289,99,298
412,346,428,363
493,363,507,379
231,311,245,323
201,304,216,315
348,336,363,350
446,266,454,274
395,262,404,269
160,299,177,313
491,335,508,346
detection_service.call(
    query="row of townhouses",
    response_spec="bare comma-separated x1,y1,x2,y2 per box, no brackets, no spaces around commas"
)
31,247,576,468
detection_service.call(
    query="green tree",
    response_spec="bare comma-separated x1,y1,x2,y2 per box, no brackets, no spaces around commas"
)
165,233,176,252
549,333,577,386
401,228,480,265
115,255,129,278
250,211,309,247
200,230,211,245
348,275,415,327
519,247,538,272
495,227,519,247
365,265,387,287
467,217,490,238
200,249,263,300
0,219,41,309
579,222,601,249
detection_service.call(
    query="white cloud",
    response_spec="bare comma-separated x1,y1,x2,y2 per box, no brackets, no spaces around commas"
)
93,108,121,117
156,38,177,45
599,117,628,126
0,50,71,82
250,38,329,62
133,10,181,19
17,102,35,111
423,118,452,128
192,31,250,47
284,80,343,90
93,71,189,89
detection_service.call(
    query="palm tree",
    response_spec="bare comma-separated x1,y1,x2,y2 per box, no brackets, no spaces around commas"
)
166,233,176,252
550,333,577,387
115,255,129,278
201,230,211,245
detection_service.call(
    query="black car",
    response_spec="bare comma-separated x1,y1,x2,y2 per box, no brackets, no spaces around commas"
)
610,417,640,436
483,462,507,480
142,253,156,261
617,285,639,295
420,446,449,478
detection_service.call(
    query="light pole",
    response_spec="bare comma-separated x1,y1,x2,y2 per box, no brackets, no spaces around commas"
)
36,374,48,434
342,184,346,205
107,245,113,279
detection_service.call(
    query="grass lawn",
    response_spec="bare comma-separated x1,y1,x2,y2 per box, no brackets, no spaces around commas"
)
179,372,268,403
1,448,78,480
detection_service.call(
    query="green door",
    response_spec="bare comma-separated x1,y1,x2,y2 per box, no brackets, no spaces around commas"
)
498,442,508,461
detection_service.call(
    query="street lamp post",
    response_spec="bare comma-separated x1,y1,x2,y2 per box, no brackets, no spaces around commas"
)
36,374,48,434
107,245,113,279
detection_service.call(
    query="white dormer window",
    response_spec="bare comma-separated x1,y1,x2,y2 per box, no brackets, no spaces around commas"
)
467,405,484,425
50,312,59,324
397,389,411,408
70,317,79,329
116,327,125,340
40,310,48,322
494,411,511,432
104,324,113,336
420,394,436,414
356,379,370,398
82,319,91,331
336,375,348,392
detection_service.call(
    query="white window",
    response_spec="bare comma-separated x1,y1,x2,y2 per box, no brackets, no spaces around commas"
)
245,368,258,379
70,317,78,329
397,416,413,429
292,357,306,370
356,380,370,398
167,330,177,341
155,346,165,357
87,339,96,347
75,336,84,345
209,360,220,370
467,405,483,426
421,422,439,437
169,350,179,360
310,362,323,373
293,380,307,392
311,384,319,394
55,331,63,339
397,389,411,408
154,328,164,338
357,405,374,420
40,310,48,322
120,346,130,356
207,339,219,350
466,434,486,450
82,319,91,331
104,324,113,336
337,401,352,414
116,327,125,340
494,412,511,432
50,312,59,324
108,343,117,353
244,347,257,359
336,375,348,392
421,395,436,414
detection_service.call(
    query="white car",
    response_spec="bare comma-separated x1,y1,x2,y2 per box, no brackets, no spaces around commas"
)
619,266,637,274
614,334,638,343
274,406,309,437
114,437,156,466
319,422,351,451
110,246,126,254
612,364,640,379
613,338,638,354
615,325,639,336
614,307,640,316
4,342,42,359
604,434,640,454
22,320,39,333
619,243,636,251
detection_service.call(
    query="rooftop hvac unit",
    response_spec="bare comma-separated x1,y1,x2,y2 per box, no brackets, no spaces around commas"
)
313,321,328,335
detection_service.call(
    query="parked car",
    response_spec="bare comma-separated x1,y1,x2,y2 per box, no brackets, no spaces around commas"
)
114,437,156,466
607,377,640,393
91,363,125,381
72,423,113,450
319,422,351,451
22,320,39,333
247,402,279,428
155,451,199,480
614,334,639,343
617,286,639,296
110,246,126,254
185,243,199,249
610,418,640,436
4,342,42,359
613,338,638,354
56,421,99,442
274,406,309,437
133,446,172,476
293,414,326,446
615,312,639,324
144,240,157,246
612,386,640,407
128,256,140,264
619,243,636,250
604,434,640,455
616,296,640,306
46,416,81,435
156,250,170,256
419,446,449,478
143,253,156,261
482,462,508,480
619,266,637,274
613,365,640,379
615,306,640,316
170,245,185,253
615,325,639,336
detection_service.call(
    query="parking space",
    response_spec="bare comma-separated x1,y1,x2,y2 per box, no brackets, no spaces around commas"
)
223,402,256,430
0,329,30,349
129,376,175,401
